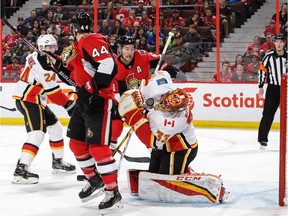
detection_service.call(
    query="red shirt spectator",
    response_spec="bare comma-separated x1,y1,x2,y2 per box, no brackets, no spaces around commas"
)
230,54,248,74
4,56,23,78
246,52,261,80
3,29,19,47
122,9,139,31
245,36,264,57
262,33,276,53
194,0,205,13
168,9,186,28
203,8,216,29
139,11,153,31
213,61,232,82
113,0,129,22
263,20,277,36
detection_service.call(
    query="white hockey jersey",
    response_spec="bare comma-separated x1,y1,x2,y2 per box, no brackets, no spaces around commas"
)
12,51,69,107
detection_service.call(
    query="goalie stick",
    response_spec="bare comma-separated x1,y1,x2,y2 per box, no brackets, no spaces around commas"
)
0,1,77,88
0,105,16,111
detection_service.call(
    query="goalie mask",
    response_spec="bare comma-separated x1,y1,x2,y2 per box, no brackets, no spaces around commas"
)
37,34,58,52
156,88,188,112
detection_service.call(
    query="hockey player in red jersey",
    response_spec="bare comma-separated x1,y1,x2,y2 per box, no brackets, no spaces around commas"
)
110,35,180,150
12,34,76,184
39,12,122,211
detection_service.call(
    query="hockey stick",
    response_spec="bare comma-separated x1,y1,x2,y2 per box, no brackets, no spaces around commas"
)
154,32,174,73
115,148,150,163
0,105,16,111
1,3,78,88
118,128,134,170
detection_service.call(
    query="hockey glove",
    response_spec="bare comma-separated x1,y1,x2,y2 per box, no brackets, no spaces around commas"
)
64,100,76,116
37,51,62,71
77,78,99,104
166,65,179,79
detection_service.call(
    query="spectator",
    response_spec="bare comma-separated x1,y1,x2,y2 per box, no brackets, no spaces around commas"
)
139,11,153,31
16,17,28,37
53,5,68,22
41,9,54,28
271,3,287,31
101,1,114,20
168,33,190,65
213,61,232,82
134,27,147,41
11,38,29,57
49,0,70,6
147,25,165,48
138,36,150,51
159,12,168,29
219,0,232,38
203,8,216,40
20,45,34,65
246,52,261,80
202,1,211,17
245,36,264,58
262,33,276,53
32,20,41,37
23,10,41,30
186,11,204,27
36,2,50,19
230,54,248,74
194,0,205,15
128,21,140,37
182,24,202,44
122,9,138,31
231,65,249,82
2,48,13,66
168,9,186,28
47,20,61,36
98,19,112,36
146,3,158,23
25,30,36,44
108,34,118,54
3,28,19,47
113,0,129,22
135,0,146,18
77,0,92,12
168,27,180,48
263,20,277,37
4,56,23,79
111,19,127,37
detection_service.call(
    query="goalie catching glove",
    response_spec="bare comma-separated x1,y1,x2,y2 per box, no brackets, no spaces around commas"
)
118,89,148,128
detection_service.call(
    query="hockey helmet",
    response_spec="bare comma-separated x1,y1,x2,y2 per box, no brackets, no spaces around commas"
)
37,34,58,51
118,35,136,46
71,11,92,33
157,88,188,112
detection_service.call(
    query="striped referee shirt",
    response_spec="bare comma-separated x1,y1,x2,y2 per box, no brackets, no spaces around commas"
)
258,49,287,88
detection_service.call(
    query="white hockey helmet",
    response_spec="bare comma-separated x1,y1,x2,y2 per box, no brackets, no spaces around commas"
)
37,34,58,51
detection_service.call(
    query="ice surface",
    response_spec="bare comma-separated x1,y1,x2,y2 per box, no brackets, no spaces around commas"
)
0,125,287,216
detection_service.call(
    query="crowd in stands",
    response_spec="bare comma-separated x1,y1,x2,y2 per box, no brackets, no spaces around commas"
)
2,0,267,81
214,2,287,83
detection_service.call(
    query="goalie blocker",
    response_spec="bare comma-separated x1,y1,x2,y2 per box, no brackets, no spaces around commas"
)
127,169,230,204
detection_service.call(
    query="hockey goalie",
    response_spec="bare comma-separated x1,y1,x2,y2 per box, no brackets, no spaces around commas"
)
118,70,230,204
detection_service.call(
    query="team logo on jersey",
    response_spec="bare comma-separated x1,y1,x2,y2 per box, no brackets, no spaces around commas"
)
86,128,93,138
156,78,168,85
136,66,142,74
126,73,141,89
164,119,175,127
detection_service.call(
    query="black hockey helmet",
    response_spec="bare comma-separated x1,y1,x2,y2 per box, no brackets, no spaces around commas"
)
71,11,92,33
274,33,286,41
118,35,136,46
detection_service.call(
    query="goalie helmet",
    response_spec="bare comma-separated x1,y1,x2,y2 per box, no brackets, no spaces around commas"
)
37,34,58,51
71,11,92,33
157,88,188,112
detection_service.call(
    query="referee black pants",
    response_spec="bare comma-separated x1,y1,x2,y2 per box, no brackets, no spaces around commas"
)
258,84,280,143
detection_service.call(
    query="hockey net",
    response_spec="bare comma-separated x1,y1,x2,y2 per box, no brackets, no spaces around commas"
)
279,73,288,206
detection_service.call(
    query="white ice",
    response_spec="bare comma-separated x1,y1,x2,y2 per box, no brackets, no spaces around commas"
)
0,125,287,216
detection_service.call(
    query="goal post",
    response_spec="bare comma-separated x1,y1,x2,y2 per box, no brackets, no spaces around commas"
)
279,73,288,206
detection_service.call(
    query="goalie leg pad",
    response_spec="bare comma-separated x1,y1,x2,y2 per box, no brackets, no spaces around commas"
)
138,171,224,203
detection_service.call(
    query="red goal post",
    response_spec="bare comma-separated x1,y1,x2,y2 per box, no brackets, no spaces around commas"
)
279,73,288,206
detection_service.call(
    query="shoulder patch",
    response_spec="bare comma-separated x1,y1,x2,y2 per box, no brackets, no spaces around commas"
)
138,50,146,56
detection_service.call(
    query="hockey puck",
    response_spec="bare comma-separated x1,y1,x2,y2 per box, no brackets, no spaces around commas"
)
146,98,154,107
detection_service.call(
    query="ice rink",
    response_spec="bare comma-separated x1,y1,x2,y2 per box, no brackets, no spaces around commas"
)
0,125,287,216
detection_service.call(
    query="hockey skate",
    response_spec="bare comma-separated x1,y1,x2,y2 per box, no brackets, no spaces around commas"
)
52,153,76,174
79,173,105,203
12,163,39,184
259,141,267,150
99,188,123,215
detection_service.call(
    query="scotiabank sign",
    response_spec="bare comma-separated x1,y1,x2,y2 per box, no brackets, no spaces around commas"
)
0,82,280,124
175,82,279,123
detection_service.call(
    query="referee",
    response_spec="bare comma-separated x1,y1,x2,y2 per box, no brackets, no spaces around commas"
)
258,33,287,150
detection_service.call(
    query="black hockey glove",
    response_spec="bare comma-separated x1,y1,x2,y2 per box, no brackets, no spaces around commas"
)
77,78,99,104
165,65,179,79
37,51,62,71
64,100,76,116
